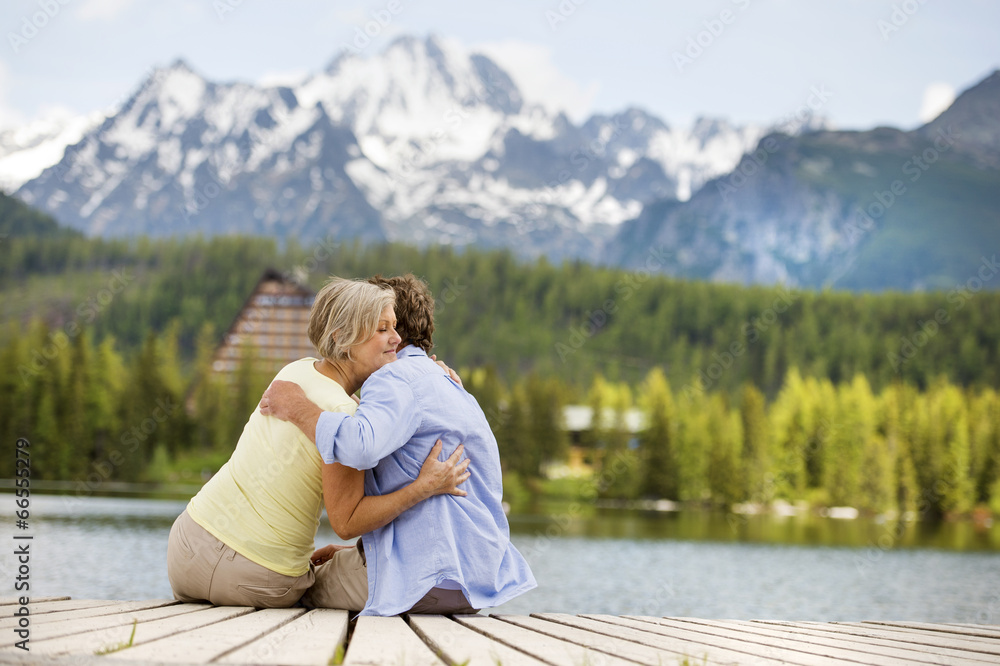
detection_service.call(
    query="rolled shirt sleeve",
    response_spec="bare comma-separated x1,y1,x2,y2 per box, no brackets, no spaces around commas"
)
314,367,422,469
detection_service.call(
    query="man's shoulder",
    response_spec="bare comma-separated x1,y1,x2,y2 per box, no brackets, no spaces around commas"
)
373,353,437,382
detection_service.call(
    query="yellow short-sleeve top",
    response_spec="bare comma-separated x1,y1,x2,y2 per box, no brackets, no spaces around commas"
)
186,358,356,577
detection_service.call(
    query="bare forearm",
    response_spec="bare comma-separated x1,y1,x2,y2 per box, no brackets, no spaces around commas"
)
333,480,431,539
324,441,467,540
288,401,322,444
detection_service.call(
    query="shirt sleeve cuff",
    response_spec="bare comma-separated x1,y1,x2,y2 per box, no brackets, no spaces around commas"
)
316,411,349,463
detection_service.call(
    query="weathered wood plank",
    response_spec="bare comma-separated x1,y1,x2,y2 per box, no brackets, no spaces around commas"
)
753,619,1000,660
0,596,70,606
409,614,548,666
938,623,1000,632
105,607,304,663
853,621,1000,640
0,599,178,630
581,615,841,666
0,603,206,650
459,615,642,666
343,615,444,666
2,599,121,616
17,605,253,656
217,608,349,666
666,618,998,665
499,614,719,665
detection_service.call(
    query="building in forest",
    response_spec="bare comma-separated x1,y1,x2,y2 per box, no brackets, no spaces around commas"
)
210,268,316,379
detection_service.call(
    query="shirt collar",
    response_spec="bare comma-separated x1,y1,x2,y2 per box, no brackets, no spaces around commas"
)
396,344,427,359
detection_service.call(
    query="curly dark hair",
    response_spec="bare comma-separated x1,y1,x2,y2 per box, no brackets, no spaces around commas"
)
367,273,434,353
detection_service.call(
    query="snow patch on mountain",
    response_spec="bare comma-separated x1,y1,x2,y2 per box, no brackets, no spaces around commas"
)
0,109,104,191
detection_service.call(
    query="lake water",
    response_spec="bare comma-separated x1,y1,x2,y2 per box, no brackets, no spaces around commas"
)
4,494,1000,624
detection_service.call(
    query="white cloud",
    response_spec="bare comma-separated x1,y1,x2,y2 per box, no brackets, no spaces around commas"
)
473,40,598,122
76,0,135,21
918,82,956,123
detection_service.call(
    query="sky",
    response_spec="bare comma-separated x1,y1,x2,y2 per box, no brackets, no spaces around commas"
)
2,0,999,132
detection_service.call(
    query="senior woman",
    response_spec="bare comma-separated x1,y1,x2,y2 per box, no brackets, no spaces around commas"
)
166,278,469,608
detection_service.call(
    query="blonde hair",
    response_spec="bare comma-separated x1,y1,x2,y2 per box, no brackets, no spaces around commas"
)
308,277,395,361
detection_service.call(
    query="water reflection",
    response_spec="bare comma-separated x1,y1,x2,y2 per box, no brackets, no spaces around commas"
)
3,495,999,622
507,503,1000,552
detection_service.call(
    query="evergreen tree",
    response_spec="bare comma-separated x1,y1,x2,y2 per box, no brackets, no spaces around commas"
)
824,375,876,507
739,383,771,503
706,394,743,506
769,368,811,499
524,373,568,474
497,383,532,478
639,367,678,499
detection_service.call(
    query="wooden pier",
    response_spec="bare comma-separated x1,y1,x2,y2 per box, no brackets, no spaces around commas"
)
2,597,999,665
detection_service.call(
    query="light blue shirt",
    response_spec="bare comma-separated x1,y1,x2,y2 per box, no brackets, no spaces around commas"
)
315,345,536,616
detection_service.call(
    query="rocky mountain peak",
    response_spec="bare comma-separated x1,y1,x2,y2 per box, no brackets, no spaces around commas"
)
920,69,1000,164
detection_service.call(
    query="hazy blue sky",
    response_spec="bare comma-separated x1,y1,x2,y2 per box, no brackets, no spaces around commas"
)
3,0,998,130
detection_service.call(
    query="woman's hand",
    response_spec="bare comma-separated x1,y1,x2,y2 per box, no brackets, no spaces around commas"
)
310,543,354,566
431,354,463,387
416,440,470,499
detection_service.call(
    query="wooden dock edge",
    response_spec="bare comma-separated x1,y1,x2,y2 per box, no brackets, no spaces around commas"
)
0,597,998,665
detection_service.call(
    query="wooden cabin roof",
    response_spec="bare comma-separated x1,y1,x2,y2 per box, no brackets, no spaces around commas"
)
210,269,316,377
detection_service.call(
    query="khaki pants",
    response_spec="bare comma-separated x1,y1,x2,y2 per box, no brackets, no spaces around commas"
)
302,540,476,615
301,544,370,611
167,509,314,608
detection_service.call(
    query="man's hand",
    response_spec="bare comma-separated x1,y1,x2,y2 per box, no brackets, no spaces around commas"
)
416,440,470,499
259,379,309,420
259,380,323,442
310,543,354,566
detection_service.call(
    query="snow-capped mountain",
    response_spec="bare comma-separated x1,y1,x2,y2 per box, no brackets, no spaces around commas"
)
0,109,104,192
15,35,798,262
606,70,1000,291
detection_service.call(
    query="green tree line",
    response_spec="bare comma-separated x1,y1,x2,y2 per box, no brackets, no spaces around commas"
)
2,320,998,517
3,234,1000,395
